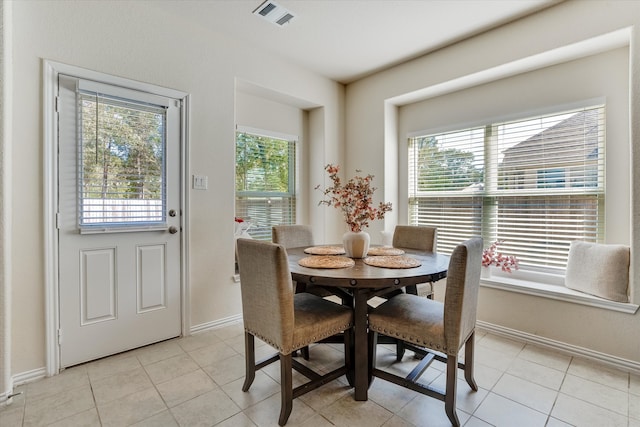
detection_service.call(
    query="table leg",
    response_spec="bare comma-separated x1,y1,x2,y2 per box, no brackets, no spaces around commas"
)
353,288,369,401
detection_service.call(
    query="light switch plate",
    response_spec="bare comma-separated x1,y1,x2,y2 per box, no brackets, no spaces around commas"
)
192,174,208,190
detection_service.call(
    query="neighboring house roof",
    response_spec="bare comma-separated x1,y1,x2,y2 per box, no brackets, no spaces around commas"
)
501,109,600,169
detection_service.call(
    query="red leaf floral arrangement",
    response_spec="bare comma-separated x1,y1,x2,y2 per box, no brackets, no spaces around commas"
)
482,240,519,273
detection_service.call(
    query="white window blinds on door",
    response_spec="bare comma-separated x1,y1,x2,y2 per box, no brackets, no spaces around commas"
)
78,88,167,228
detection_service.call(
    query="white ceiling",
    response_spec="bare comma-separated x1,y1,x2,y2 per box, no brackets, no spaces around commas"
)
155,0,560,84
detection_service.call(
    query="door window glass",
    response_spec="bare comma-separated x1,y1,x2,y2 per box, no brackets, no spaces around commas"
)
78,91,167,227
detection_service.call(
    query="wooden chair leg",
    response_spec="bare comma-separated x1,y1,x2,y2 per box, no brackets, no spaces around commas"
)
445,356,460,427
345,327,356,386
301,346,310,360
369,331,377,364
343,328,353,373
369,331,379,385
396,341,406,361
464,331,478,391
242,332,256,392
279,353,293,426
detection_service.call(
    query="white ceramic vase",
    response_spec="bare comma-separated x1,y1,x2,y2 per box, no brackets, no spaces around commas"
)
343,230,370,258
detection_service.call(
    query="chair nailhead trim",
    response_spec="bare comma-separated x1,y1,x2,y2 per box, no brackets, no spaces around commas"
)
247,322,353,354
369,325,448,353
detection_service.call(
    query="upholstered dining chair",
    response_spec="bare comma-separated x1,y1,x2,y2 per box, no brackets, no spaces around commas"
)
392,225,437,298
272,225,335,295
236,238,353,426
272,225,343,360
386,225,439,359
368,237,483,427
272,225,314,252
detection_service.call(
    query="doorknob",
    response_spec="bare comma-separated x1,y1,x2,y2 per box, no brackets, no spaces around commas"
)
168,226,178,234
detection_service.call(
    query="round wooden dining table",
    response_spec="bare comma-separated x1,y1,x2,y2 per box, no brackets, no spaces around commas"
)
287,246,450,401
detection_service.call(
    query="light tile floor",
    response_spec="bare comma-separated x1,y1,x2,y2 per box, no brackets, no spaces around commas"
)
1,323,639,427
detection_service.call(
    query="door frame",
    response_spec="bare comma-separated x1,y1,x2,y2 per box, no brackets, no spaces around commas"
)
43,60,191,375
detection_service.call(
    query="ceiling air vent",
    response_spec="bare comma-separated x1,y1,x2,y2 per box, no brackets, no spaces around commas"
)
253,1,295,27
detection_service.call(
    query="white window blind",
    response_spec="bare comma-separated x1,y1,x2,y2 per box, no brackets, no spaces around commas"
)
235,130,296,240
409,105,605,271
78,90,167,227
409,127,486,254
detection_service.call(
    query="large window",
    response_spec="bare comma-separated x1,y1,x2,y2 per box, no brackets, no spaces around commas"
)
235,129,296,240
409,105,605,273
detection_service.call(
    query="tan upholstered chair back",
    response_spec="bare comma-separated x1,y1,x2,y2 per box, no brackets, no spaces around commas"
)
272,225,314,249
443,237,483,354
392,226,437,252
236,238,295,353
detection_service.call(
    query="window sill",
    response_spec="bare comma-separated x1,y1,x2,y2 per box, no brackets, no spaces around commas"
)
481,273,639,314
235,264,638,313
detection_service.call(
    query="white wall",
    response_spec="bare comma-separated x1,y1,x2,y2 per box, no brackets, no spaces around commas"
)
398,47,630,244
7,0,344,375
236,91,306,138
345,0,640,363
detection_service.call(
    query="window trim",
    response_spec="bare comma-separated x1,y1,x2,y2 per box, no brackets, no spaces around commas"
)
236,125,298,148
394,31,634,312
480,273,639,314
406,103,637,312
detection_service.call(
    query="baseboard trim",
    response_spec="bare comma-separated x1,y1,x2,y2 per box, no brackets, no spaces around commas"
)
12,367,47,387
189,314,243,335
477,320,640,375
14,318,634,388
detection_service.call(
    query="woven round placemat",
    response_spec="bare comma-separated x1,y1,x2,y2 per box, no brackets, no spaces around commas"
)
303,245,346,255
366,247,405,256
363,255,421,269
298,256,355,269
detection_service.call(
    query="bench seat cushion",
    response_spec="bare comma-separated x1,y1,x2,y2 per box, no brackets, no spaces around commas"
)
565,241,630,303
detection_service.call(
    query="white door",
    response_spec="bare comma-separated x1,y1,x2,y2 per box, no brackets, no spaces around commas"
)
57,75,182,368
